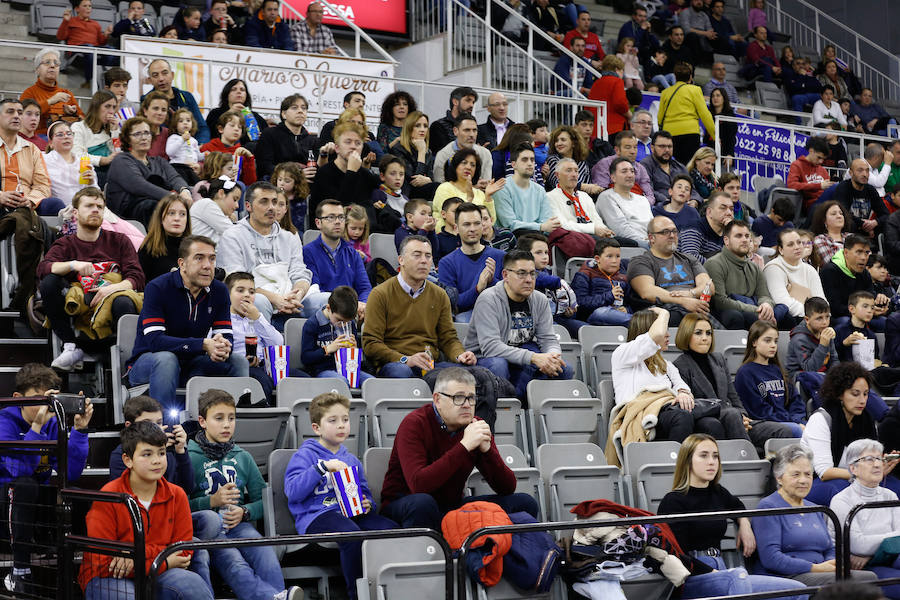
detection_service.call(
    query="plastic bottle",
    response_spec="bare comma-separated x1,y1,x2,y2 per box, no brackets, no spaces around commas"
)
242,107,260,141
699,281,712,303
307,149,317,168
613,280,624,307
78,154,91,185
422,346,434,377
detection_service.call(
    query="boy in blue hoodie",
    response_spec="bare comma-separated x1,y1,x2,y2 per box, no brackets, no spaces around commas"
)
0,363,92,593
394,198,437,253
571,237,633,326
300,285,374,387
187,389,301,600
284,392,397,598
516,233,587,337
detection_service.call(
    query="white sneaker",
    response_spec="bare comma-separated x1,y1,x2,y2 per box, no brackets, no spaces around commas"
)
51,343,84,371
273,586,303,600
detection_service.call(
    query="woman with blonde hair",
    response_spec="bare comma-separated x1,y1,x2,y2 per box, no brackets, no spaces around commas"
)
389,110,437,200
658,433,807,599
137,193,191,282
686,146,719,202
610,307,696,442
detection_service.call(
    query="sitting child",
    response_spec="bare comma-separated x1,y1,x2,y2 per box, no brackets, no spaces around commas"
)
166,108,202,186
80,421,214,600
345,204,371,263
834,291,900,396
272,162,308,234
371,155,407,233
751,196,795,252
394,198,437,252
300,286,374,387
434,196,462,263
284,392,397,599
200,110,257,185
868,253,897,305
479,205,515,251
187,390,301,600
571,238,632,326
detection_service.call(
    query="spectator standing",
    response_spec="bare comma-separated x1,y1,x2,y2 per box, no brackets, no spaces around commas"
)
20,49,83,135
144,59,210,144
707,89,737,161
256,94,320,182
658,62,715,165
586,55,631,138
429,87,477,154
244,0,295,50
477,92,515,150
290,1,338,54
642,130,690,205
562,10,605,70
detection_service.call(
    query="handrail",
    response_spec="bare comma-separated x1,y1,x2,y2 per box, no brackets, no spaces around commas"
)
456,505,845,600
842,499,900,579
147,528,453,600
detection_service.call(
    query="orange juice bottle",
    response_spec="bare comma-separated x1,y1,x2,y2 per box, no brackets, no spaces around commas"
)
78,154,91,185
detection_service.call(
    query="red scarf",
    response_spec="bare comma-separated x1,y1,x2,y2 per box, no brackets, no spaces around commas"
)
558,185,590,224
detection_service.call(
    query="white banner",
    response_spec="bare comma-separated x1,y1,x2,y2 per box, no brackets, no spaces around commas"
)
120,37,395,129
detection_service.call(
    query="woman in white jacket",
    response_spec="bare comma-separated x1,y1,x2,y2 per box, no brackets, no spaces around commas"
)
71,90,119,188
611,307,701,442
764,229,825,319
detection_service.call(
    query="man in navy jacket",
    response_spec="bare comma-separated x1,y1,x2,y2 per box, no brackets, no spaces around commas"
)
127,235,248,414
244,0,295,51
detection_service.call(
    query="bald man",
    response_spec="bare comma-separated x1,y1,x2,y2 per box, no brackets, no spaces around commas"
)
142,58,209,143
832,158,888,236
477,92,516,150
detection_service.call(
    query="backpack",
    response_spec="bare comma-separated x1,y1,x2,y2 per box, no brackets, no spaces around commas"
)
503,511,562,593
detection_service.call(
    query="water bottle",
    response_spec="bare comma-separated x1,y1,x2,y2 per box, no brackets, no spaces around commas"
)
613,280,624,307
242,107,260,141
218,505,231,535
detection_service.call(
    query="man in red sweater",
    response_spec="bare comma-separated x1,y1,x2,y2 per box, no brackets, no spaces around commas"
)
787,136,834,208
562,10,605,70
379,367,538,529
57,0,115,83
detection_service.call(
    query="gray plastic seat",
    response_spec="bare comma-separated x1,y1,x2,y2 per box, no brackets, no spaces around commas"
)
623,441,680,512
537,443,623,520
494,398,529,460
276,376,351,409
532,396,604,448
363,447,392,506
290,397,368,456
579,326,629,393
371,399,430,448
282,317,308,372
360,537,446,600
368,233,399,269
465,445,544,518
184,376,266,419
763,437,802,459
110,314,146,423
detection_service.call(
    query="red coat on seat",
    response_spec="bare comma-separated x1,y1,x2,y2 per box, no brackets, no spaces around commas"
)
442,501,513,586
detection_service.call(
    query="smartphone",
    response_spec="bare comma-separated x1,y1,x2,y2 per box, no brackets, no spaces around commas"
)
49,393,85,415
885,454,900,461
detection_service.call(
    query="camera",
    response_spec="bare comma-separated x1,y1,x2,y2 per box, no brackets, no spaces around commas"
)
49,393,85,415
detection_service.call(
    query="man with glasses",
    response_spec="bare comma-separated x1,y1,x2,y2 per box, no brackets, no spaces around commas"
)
302,199,370,320
20,49,83,136
640,130,689,205
630,109,654,162
465,249,572,398
820,234,888,327
379,366,538,529
590,130,655,204
477,92,515,150
289,1,338,55
218,182,314,329
627,215,718,326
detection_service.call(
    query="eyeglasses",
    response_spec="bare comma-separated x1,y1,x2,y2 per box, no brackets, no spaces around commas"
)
437,391,477,406
651,228,678,236
52,131,74,138
40,60,61,68
854,456,885,465
130,130,152,138
318,214,345,223
508,269,537,279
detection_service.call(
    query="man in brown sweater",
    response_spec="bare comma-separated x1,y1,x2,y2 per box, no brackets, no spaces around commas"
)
362,235,477,378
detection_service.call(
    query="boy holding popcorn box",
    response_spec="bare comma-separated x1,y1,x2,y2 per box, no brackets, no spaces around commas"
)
284,392,397,598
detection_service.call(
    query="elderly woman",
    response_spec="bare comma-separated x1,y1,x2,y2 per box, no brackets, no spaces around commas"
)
752,443,878,585
830,438,900,598
802,361,900,505
20,48,83,135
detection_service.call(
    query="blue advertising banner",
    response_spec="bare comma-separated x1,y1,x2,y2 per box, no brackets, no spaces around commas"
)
733,120,808,190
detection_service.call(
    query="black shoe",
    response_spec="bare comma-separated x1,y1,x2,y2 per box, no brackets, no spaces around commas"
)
4,572,35,595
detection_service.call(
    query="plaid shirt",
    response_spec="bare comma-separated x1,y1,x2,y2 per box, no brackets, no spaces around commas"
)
813,232,847,267
289,20,337,54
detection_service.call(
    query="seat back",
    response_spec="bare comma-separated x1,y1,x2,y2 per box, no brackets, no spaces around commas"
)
538,443,622,520
291,399,368,456
363,447,392,505
597,379,615,447
527,379,591,406
276,377,351,408
623,440,680,476
579,326,628,391
453,322,469,346
369,233,399,269
362,377,431,405
565,257,588,282
125,220,147,235
263,449,298,537
763,437,802,459
768,188,804,222
534,397,603,447
494,398,528,459
302,229,319,245
184,376,266,420
619,247,646,260
717,439,760,462
754,81,787,110
111,314,142,423
371,399,431,447
283,318,308,371
361,537,446,600
233,408,291,477
720,459,772,509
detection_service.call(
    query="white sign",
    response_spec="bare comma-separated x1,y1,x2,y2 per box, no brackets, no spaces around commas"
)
120,37,394,129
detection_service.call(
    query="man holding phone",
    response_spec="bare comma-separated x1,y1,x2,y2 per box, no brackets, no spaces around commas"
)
0,363,93,593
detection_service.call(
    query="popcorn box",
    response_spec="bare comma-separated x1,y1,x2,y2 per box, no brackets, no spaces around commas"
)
265,345,290,386
334,346,361,389
232,154,243,180
329,465,364,517
79,261,119,292
117,106,135,124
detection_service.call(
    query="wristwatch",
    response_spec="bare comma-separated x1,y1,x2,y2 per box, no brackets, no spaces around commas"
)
241,506,250,522
399,356,408,364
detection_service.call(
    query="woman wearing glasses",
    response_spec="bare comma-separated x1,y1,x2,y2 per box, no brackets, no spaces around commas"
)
801,362,900,505
106,116,191,226
830,438,900,597
44,120,93,207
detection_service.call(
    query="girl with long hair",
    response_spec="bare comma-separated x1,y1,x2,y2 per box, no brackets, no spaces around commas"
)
138,193,191,281
811,201,850,267
686,147,719,202
205,79,268,148
72,90,119,187
544,125,600,194
189,176,240,243
376,91,416,150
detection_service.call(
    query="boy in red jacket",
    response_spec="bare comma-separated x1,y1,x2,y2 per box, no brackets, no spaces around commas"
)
201,110,257,185
787,136,834,209
79,421,214,600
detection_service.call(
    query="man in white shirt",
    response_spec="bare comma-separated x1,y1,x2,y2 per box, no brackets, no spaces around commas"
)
596,157,654,248
546,158,614,238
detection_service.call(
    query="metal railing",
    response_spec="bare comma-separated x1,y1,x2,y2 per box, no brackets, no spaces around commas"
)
842,499,900,581
769,0,900,102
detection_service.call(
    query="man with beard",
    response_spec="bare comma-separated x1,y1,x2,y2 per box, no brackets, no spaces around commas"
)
433,114,493,185
37,188,143,370
833,158,887,236
679,191,734,262
128,234,247,414
590,130,655,203
491,144,559,233
596,158,654,248
429,87,478,154
641,130,690,205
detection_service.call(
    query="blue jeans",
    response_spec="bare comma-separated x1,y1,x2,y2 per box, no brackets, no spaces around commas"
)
806,474,900,506
194,517,285,600
791,92,822,121
306,509,399,599
652,73,676,88
455,310,473,323
682,555,806,600
381,492,539,530
317,369,374,389
554,315,588,338
128,351,249,414
84,558,214,600
588,306,633,326
377,360,457,378
477,345,575,399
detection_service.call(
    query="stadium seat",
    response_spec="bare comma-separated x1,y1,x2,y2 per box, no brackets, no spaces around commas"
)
0,236,16,310
623,441,680,512
125,220,147,235
302,229,318,245
763,437,802,459
777,330,790,364
110,314,152,423
714,53,758,90
184,376,266,419
363,447,392,506
564,257,588,282
282,317,308,372
262,449,339,597
619,247,645,260
494,397,529,460
158,4,179,29
597,379,614,448
537,443,624,520
754,81,788,111
453,322,469,343
31,2,71,37
767,188,804,222
359,536,447,600
717,438,759,462
715,329,748,378
552,324,584,382
721,457,771,510
579,325,629,392
289,396,368,455
532,396,604,449
230,408,291,476
362,377,431,405
371,399,430,447
465,444,544,519
276,376,351,409
368,233,399,269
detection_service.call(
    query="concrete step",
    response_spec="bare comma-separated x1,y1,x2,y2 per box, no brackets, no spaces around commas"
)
0,10,28,26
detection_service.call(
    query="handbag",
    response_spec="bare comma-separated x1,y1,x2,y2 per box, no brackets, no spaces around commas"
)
548,228,595,260
691,398,722,420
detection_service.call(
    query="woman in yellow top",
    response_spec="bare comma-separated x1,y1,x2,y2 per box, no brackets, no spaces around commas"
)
432,147,503,230
658,62,716,165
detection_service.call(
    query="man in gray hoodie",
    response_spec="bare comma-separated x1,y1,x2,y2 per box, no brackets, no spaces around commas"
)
463,249,573,398
217,181,316,330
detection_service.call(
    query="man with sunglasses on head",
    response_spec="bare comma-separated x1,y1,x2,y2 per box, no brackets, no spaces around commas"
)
379,367,539,530
464,250,573,399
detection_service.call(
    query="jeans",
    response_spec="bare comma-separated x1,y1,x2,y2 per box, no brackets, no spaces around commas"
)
2,477,53,569
377,360,457,378
740,62,776,83
554,315,588,338
806,474,900,506
652,74,677,89
791,93,822,121
194,518,285,600
40,274,138,344
381,492,539,530
455,310,473,323
84,560,214,600
748,420,802,449
682,555,806,600
476,343,575,399
127,351,249,413
694,406,750,441
317,369,374,389
306,509,399,599
588,306,633,326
